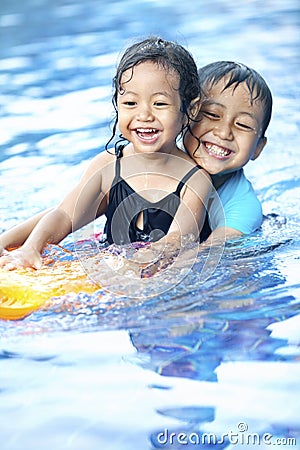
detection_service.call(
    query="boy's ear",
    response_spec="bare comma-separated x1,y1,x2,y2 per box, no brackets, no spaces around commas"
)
188,97,201,120
252,136,267,160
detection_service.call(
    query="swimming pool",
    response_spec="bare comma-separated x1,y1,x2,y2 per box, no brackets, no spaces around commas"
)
0,0,299,449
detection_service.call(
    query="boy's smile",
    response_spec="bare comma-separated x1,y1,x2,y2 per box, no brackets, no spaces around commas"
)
202,141,233,159
185,78,266,175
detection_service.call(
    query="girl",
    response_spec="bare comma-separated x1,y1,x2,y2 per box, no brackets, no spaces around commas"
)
0,37,211,269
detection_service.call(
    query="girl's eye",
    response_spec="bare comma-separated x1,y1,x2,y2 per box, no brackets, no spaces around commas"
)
155,101,168,107
123,101,136,106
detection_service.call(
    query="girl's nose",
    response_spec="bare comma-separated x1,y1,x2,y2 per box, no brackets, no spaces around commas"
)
137,104,154,121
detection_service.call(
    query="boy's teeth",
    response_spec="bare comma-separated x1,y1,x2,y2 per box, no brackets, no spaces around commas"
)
205,143,231,157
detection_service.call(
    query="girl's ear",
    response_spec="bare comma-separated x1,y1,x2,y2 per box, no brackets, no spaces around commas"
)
252,136,267,160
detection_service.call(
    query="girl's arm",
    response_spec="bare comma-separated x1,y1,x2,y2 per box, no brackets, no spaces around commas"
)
0,152,110,269
202,226,242,246
0,207,74,269
131,168,212,274
0,208,53,252
167,168,212,242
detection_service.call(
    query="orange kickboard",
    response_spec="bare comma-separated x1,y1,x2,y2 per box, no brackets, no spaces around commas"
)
0,260,99,320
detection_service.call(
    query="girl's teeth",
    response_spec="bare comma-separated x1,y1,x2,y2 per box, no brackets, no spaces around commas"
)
136,128,158,140
137,128,156,133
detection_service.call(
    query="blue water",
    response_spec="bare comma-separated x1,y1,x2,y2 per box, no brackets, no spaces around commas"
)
1,1,300,449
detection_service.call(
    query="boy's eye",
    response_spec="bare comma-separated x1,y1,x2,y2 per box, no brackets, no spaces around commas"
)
236,121,255,131
201,111,220,119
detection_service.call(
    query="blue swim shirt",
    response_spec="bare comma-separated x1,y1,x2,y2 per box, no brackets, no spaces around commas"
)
208,169,263,234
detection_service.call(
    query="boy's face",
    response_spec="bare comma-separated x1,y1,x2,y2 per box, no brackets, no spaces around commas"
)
185,79,267,175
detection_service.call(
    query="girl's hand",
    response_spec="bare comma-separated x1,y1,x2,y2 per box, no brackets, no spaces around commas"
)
130,240,178,278
0,246,42,270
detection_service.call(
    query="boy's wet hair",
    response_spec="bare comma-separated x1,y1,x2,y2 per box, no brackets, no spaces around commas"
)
198,61,272,137
106,36,200,152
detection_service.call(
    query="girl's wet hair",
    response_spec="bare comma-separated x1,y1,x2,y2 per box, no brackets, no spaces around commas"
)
198,61,272,137
106,36,200,153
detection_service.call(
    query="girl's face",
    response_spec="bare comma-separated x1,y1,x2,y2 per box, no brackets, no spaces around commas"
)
185,79,267,175
117,61,185,155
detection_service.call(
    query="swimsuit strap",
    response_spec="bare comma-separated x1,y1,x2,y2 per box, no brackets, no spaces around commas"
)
114,144,125,179
175,165,201,195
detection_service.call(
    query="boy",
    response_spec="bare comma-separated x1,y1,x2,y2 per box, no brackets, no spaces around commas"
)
185,61,272,243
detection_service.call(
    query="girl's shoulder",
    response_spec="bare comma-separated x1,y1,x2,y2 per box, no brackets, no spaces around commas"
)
77,150,117,188
92,149,116,165
85,150,116,173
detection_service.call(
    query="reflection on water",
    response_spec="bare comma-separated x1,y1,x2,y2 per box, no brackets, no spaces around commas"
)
0,0,300,449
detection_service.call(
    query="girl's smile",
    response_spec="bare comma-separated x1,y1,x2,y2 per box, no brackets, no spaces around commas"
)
134,127,162,144
117,61,185,155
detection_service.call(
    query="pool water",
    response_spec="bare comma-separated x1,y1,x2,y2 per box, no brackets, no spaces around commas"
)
0,1,300,449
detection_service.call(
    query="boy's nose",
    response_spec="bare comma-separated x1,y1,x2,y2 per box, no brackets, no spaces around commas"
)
213,122,233,140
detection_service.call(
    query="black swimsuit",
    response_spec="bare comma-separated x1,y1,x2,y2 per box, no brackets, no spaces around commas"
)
103,146,201,245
